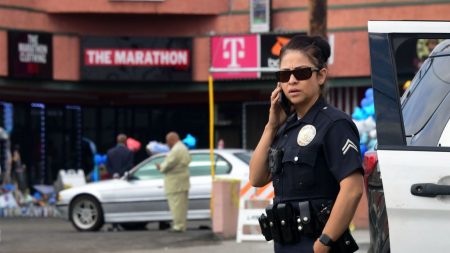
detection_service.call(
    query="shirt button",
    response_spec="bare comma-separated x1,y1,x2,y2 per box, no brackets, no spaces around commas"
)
294,156,298,162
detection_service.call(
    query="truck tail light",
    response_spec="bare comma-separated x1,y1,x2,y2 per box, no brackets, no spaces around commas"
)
363,151,378,190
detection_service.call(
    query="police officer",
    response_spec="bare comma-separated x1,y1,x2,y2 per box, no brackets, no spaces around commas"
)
250,35,364,253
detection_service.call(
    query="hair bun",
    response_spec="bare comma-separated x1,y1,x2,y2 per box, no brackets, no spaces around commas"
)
313,36,331,62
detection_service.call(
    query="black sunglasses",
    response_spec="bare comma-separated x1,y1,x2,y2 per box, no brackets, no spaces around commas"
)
275,66,320,82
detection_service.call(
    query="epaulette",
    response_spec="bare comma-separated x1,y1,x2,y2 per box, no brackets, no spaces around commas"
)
319,105,353,123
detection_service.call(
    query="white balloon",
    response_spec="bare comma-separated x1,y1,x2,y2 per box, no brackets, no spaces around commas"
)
353,120,365,133
364,116,376,131
369,129,377,139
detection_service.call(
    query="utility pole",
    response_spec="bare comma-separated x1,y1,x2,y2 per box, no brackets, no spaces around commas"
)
308,0,327,37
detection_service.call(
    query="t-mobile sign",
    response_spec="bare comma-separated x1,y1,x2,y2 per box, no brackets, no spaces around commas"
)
8,31,53,80
81,37,192,82
210,35,259,80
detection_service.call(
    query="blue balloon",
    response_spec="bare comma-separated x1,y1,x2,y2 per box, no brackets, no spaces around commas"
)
94,154,102,165
33,192,42,201
91,166,99,182
365,88,374,99
360,132,369,144
101,155,107,164
182,134,197,149
368,139,377,151
359,144,367,158
352,107,367,120
2,184,15,191
94,154,107,166
363,104,375,116
148,142,169,153
361,98,373,107
49,194,57,204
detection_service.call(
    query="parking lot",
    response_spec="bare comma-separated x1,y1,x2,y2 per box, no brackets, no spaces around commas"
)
0,218,216,253
0,218,369,253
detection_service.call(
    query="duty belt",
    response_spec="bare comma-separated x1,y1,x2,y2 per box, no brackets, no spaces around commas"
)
258,201,316,244
258,200,359,253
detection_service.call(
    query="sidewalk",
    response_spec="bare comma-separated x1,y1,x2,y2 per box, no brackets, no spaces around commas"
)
126,229,370,253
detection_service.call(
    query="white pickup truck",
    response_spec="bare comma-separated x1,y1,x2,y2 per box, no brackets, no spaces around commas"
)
365,20,450,253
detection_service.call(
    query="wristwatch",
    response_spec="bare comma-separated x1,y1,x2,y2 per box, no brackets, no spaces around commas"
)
318,233,334,247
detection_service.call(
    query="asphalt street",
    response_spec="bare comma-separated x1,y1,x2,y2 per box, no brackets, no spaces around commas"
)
0,218,369,253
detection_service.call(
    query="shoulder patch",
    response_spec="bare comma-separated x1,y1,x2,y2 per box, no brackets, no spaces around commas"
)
342,139,359,155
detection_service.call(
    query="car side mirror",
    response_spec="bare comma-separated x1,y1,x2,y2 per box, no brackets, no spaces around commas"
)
124,171,137,181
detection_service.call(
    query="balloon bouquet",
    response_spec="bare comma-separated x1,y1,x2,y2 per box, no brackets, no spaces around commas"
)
91,154,108,182
146,133,197,155
352,88,377,158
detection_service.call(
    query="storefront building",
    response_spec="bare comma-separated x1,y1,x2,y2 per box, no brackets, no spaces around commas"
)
0,0,449,185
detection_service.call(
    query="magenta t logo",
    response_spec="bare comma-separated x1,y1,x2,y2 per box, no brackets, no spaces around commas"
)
222,38,245,68
211,35,258,80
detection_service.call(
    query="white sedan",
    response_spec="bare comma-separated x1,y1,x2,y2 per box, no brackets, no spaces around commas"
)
56,149,252,232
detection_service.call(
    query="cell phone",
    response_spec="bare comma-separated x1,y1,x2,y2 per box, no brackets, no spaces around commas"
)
278,91,291,115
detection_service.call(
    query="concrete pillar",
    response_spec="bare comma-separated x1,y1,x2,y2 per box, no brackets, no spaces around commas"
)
211,178,241,238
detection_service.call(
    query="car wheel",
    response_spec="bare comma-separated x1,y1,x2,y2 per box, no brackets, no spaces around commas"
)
159,221,171,230
70,195,104,232
120,222,148,231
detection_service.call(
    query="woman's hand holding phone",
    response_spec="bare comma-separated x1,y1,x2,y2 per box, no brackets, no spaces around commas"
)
279,90,292,116
268,83,290,130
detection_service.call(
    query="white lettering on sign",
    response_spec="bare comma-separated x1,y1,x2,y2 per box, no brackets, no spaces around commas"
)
18,34,48,64
222,38,245,68
85,50,112,65
84,49,189,67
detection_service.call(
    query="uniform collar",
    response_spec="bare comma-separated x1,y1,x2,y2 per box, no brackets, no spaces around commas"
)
283,96,326,132
299,96,327,124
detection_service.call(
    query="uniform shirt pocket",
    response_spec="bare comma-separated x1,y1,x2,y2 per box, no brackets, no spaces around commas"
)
282,147,318,192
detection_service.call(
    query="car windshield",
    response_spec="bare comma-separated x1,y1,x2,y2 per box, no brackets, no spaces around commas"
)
130,156,165,180
129,152,238,179
233,151,252,164
401,39,450,137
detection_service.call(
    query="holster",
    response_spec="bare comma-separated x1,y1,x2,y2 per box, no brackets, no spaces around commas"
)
265,204,283,243
297,201,314,237
258,213,272,241
276,203,298,243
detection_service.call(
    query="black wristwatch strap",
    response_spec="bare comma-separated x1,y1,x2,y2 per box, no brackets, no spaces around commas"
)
319,233,334,247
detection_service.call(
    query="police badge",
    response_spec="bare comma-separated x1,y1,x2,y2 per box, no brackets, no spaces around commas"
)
297,125,316,146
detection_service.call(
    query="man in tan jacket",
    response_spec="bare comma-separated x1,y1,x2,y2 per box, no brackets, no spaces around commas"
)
156,132,191,232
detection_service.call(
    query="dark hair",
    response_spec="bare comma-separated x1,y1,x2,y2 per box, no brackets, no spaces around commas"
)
279,35,331,69
117,133,127,144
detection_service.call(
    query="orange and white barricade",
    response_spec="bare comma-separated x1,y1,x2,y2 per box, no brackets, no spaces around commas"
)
236,180,274,242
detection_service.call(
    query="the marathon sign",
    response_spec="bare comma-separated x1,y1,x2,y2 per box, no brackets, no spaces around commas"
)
81,37,192,82
8,31,53,79
84,49,189,67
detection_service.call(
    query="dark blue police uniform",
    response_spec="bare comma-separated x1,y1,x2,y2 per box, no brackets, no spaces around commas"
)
270,96,363,253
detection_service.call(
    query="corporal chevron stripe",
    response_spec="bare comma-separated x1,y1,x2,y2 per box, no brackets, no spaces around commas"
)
342,139,358,155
